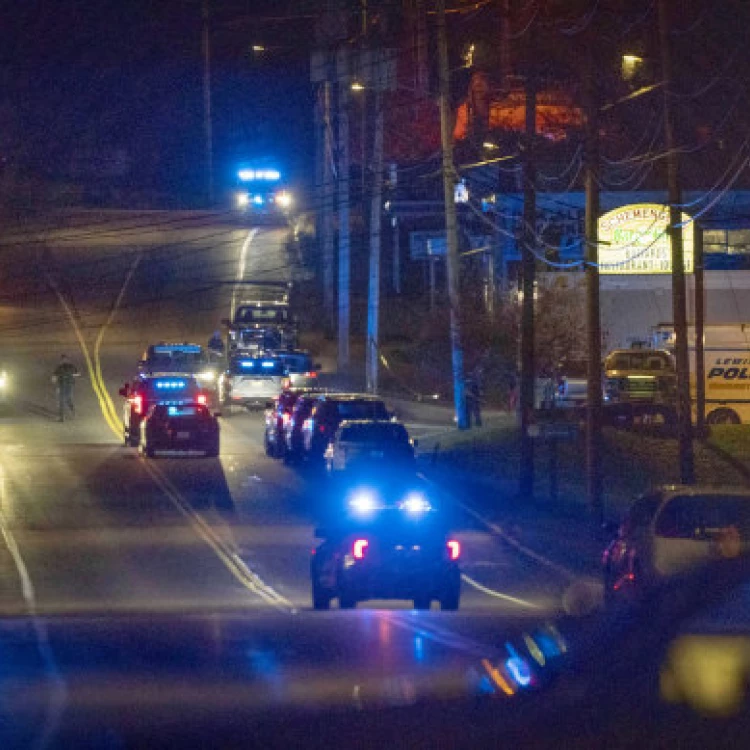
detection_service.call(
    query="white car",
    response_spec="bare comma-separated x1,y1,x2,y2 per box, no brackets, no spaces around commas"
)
218,357,287,412
324,419,416,475
603,485,750,602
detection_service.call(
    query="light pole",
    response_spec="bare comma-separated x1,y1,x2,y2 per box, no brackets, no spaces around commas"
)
201,0,214,206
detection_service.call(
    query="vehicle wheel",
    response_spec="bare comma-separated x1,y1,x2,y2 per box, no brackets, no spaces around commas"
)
440,587,460,611
264,433,274,457
339,593,357,609
312,583,331,610
707,408,740,425
413,596,432,611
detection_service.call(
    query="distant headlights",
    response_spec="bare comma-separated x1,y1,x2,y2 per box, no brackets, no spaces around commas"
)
197,370,217,383
275,191,293,209
236,193,250,208
399,492,432,514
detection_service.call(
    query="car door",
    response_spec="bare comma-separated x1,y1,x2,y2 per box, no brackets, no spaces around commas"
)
608,493,661,588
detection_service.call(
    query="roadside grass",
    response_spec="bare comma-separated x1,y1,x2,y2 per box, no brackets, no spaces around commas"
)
428,425,750,516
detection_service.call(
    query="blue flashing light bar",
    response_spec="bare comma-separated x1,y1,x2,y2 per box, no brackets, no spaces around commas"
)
155,380,188,390
261,361,275,368
238,169,281,182
153,345,201,354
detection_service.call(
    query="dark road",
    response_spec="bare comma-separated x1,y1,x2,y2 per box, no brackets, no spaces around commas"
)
0,211,570,746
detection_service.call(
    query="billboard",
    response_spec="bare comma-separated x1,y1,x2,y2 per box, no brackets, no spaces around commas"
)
598,203,694,275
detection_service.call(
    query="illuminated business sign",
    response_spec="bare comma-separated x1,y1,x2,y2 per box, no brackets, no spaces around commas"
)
598,203,693,275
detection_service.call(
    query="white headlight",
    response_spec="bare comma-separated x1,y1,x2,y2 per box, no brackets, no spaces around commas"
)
197,370,216,382
0,373,7,388
349,489,378,515
275,191,293,209
400,492,432,514
236,193,250,207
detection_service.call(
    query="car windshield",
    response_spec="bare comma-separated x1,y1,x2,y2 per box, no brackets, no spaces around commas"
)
335,401,389,420
235,306,289,324
605,351,674,371
341,423,408,444
655,494,750,539
229,359,285,376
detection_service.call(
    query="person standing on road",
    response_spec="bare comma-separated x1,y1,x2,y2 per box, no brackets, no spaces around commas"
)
52,354,80,422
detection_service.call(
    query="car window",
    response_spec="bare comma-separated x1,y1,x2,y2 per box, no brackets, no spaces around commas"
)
335,401,388,421
626,494,661,531
341,423,408,443
655,494,750,539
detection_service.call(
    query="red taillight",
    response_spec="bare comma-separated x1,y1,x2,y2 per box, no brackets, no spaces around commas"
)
447,540,461,561
307,371,317,378
196,394,207,406
133,395,144,415
353,539,369,560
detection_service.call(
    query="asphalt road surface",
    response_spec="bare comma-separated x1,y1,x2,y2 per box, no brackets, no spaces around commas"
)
0,211,575,745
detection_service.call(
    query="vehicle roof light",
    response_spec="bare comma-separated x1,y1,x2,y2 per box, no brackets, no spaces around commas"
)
353,539,369,560
238,168,281,182
447,540,461,560
261,361,275,368
152,346,196,355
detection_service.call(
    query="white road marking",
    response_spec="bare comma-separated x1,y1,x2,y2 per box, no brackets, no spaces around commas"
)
230,228,259,318
460,573,541,609
0,508,67,749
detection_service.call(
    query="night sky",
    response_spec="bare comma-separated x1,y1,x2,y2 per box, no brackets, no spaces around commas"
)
1,0,314,206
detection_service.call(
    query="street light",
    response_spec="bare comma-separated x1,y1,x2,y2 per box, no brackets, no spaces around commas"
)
350,80,366,92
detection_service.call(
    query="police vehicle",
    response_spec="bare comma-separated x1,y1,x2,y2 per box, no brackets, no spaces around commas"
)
139,343,221,389
139,403,219,458
119,374,207,447
310,481,461,611
218,356,288,412
233,166,294,221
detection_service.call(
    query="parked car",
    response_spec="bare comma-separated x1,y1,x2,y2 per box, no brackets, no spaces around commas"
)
603,485,750,603
283,393,322,463
301,394,391,465
264,387,321,458
324,419,416,475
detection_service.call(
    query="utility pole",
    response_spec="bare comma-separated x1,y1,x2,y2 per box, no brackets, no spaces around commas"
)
391,163,401,294
694,222,706,436
659,0,694,483
584,46,603,521
201,0,214,205
323,79,335,329
366,84,385,393
519,68,538,498
337,46,351,373
436,0,468,429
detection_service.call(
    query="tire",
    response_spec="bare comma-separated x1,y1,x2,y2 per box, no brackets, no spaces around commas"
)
339,593,357,610
440,586,460,611
707,408,740,425
312,583,331,611
413,596,432,611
